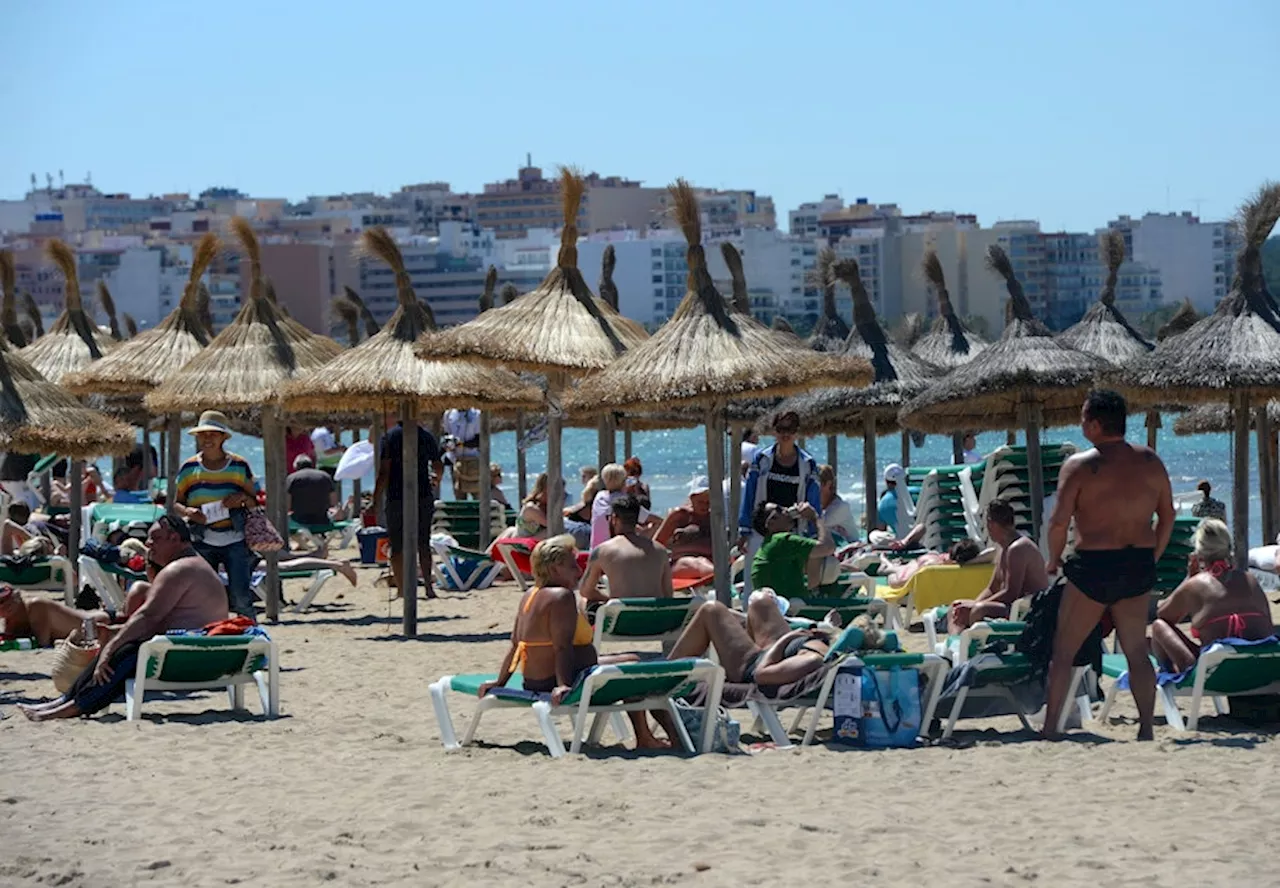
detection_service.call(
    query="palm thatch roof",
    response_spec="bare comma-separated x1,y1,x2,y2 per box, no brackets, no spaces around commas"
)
1058,230,1153,364
280,228,544,415
0,339,135,458
63,232,218,398
899,244,1111,434
719,242,750,314
0,249,25,348
195,283,214,337
479,266,497,314
1156,300,1201,342
892,312,926,350
770,315,802,343
19,240,115,384
21,290,44,339
500,282,518,305
1173,401,1280,436
96,280,123,341
912,249,988,369
415,169,642,374
805,248,851,353
342,286,381,338
332,294,361,346
568,181,870,414
765,258,939,435
122,313,138,339
599,245,619,311
1110,183,1280,407
145,218,343,416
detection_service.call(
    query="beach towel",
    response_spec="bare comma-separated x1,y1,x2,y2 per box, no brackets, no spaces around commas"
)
691,663,835,709
1116,635,1280,690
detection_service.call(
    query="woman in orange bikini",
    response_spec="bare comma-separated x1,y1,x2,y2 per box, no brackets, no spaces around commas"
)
1151,519,1275,673
478,534,671,749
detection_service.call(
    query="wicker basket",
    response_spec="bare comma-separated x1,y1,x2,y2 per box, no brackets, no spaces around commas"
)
50,638,99,693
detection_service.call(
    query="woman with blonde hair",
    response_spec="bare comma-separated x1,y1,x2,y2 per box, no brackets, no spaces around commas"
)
1151,518,1274,673
589,463,657,548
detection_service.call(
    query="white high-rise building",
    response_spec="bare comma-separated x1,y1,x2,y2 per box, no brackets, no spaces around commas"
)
1108,212,1235,312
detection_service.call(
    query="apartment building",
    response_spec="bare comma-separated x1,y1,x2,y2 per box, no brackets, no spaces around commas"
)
1108,212,1235,313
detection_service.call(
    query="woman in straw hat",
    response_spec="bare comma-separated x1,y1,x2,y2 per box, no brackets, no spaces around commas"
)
172,411,257,618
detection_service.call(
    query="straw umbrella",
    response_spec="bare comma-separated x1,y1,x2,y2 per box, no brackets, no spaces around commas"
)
1057,230,1163,447
195,283,215,337
63,232,219,508
568,180,871,603
1173,400,1280,540
1112,183,1280,557
912,249,989,462
1157,300,1201,342
767,257,940,536
146,218,343,621
804,248,852,472
0,250,26,348
899,245,1112,538
281,229,542,636
122,313,138,339
343,286,381,339
21,291,44,340
415,168,644,535
96,280,123,341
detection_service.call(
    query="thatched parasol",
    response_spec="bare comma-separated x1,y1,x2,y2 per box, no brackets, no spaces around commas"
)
342,286,381,338
20,240,114,385
770,316,800,340
1112,182,1280,555
97,280,123,341
766,257,939,533
805,248,850,353
332,295,362,346
599,245,619,311
893,313,926,350
500,282,518,305
721,241,750,314
1174,401,1280,436
0,250,25,348
899,244,1112,536
0,338,134,458
415,168,643,534
146,218,343,621
122,313,138,339
1156,300,1200,342
568,181,871,603
195,282,214,337
1058,230,1163,446
21,291,44,340
63,233,220,505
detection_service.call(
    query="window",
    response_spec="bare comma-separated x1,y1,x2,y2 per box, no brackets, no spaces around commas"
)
789,259,801,266
652,261,663,270
652,275,663,284
653,288,663,298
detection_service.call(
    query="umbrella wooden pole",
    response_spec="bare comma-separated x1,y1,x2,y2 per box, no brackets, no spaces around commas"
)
1271,430,1280,545
900,430,910,468
623,418,633,460
862,417,877,536
401,399,419,638
951,432,964,466
704,406,731,605
157,431,166,488
1145,411,1161,451
1232,391,1250,559
546,374,566,536
478,411,492,552
826,435,838,475
372,416,384,463
351,428,363,521
69,459,83,591
596,415,616,468
515,410,528,501
729,424,744,540
165,416,181,513
261,410,284,623
142,427,153,492
1025,403,1046,544
1256,407,1274,544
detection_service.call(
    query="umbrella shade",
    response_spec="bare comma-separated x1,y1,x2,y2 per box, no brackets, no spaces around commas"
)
911,249,988,370
20,240,115,384
63,233,218,398
280,228,545,415
0,344,135,458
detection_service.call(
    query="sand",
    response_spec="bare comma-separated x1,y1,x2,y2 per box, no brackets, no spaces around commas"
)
3,555,1280,888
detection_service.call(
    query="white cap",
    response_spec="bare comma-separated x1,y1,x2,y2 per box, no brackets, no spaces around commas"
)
884,463,906,484
687,474,711,495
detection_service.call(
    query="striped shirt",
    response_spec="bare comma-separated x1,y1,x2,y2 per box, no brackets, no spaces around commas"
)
175,452,255,531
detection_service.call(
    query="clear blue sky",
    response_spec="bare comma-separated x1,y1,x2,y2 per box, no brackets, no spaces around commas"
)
3,0,1276,230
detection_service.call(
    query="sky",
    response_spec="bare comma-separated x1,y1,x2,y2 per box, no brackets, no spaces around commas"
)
3,0,1277,231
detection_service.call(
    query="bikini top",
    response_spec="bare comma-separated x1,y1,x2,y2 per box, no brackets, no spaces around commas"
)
512,586,594,672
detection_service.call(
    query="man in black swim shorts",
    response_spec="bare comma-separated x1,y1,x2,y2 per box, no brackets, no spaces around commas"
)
1044,390,1175,741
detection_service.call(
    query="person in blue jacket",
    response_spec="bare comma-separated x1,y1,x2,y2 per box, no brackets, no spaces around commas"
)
736,411,821,601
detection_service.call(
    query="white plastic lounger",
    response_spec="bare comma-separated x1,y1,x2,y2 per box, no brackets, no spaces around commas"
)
124,634,278,721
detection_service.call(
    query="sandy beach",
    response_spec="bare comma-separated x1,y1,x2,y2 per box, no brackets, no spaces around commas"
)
3,558,1279,888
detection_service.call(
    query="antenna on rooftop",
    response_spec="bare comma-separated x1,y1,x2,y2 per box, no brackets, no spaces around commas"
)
526,152,532,168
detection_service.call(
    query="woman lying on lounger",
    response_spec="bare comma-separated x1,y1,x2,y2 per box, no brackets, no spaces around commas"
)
1151,519,1275,673
479,533,673,749
665,590,834,694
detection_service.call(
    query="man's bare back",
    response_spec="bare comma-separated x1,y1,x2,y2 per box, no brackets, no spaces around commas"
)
1000,536,1050,602
146,555,229,630
583,534,673,600
1060,442,1169,550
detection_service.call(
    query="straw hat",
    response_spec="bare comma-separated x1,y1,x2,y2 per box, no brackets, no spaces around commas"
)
188,410,233,437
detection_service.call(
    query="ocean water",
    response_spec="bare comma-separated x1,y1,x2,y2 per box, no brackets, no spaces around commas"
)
169,415,1267,546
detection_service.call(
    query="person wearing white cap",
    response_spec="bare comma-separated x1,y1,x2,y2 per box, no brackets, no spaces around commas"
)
655,474,715,578
878,463,907,536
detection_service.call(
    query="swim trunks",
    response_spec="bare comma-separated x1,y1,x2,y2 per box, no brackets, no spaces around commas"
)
1063,547,1157,605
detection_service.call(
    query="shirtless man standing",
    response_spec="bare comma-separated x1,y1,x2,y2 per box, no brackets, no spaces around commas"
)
20,515,230,721
1044,390,1174,740
580,494,674,603
948,498,1047,633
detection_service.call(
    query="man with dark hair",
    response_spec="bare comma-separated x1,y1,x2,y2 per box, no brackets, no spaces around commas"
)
1043,389,1174,740
18,517,229,721
579,493,673,602
112,443,160,495
287,454,336,530
750,500,836,601
374,416,444,600
948,498,1048,632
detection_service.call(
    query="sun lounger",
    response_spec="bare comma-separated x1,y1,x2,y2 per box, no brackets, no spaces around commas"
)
77,554,144,612
246,568,339,614
1096,637,1280,731
429,538,504,592
289,517,359,551
0,555,75,605
494,536,589,592
428,658,725,757
123,633,278,721
590,596,706,649
877,562,994,630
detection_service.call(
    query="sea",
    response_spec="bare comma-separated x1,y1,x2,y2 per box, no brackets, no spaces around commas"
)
168,414,1269,547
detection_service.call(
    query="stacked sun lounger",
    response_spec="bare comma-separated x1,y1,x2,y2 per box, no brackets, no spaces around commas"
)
966,444,1078,547
430,500,514,550
906,462,985,551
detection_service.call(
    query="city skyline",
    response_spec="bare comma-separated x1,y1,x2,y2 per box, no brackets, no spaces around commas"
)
4,0,1276,232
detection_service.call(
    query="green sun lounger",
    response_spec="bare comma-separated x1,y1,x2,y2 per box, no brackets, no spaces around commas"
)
0,555,74,604
589,596,706,648
428,658,725,757
123,634,279,721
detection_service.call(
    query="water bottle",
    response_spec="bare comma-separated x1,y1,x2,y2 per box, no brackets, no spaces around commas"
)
82,617,97,647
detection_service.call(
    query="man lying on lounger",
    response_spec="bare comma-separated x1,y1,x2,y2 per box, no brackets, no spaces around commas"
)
947,498,1047,633
579,494,673,603
19,516,229,722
